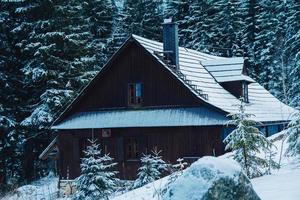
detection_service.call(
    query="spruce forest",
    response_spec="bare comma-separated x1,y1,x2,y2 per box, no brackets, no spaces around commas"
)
0,0,299,192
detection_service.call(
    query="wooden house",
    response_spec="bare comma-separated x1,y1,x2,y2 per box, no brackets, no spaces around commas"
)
46,20,295,181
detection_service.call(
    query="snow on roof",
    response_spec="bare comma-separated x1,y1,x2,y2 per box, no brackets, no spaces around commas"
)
52,107,228,129
215,74,255,83
132,34,295,122
200,58,255,83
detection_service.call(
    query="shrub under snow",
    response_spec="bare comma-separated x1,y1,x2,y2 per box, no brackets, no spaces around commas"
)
132,149,168,189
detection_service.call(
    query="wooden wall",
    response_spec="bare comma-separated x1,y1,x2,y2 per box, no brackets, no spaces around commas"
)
58,126,223,180
60,41,203,121
220,81,243,99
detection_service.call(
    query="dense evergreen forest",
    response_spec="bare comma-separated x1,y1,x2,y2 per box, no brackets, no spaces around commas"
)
0,0,299,192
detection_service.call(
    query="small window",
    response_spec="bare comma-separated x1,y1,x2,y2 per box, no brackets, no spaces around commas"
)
128,83,142,106
242,82,249,103
126,138,139,160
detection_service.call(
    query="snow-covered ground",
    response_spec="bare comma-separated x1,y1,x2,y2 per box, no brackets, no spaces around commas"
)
112,176,169,200
251,132,300,200
1,174,58,200
2,132,300,200
252,158,300,200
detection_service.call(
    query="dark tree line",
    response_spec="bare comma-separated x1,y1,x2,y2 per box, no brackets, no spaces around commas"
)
0,0,299,192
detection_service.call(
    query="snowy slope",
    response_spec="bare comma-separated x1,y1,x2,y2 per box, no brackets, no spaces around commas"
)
1,175,58,200
112,177,169,200
251,132,300,200
252,160,300,200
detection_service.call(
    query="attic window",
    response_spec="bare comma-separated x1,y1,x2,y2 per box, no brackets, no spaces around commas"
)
242,82,249,103
128,83,142,106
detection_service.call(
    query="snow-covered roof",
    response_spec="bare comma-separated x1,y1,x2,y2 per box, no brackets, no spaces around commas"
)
132,34,295,122
200,58,254,83
52,107,228,129
215,74,255,83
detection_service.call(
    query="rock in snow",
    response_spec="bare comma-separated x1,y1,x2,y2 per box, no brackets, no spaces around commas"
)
162,156,261,200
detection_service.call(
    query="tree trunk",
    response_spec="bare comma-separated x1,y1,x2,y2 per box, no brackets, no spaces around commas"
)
243,146,250,177
23,138,35,182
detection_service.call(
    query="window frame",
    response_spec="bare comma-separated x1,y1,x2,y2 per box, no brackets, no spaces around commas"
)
128,82,142,107
125,137,140,160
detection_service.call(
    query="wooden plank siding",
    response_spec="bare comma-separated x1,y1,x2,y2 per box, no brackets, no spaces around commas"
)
220,81,243,99
58,40,205,122
58,126,224,180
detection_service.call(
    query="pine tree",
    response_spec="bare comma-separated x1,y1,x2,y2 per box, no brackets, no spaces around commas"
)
164,0,192,45
184,0,212,51
0,117,24,191
83,0,115,63
133,149,168,189
183,0,247,56
247,0,300,106
207,0,246,57
240,0,257,76
284,1,300,107
264,1,291,101
285,110,300,156
7,0,114,181
253,0,285,89
105,0,128,57
123,0,163,40
0,3,26,190
16,0,100,130
224,99,278,178
73,139,119,200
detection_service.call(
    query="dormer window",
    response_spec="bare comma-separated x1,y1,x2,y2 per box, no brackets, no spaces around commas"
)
128,83,142,106
242,81,249,103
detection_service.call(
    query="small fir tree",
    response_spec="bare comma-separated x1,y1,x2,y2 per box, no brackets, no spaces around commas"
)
285,109,300,156
154,158,187,200
224,99,278,178
265,144,279,175
73,139,119,200
160,158,188,198
133,149,168,189
171,158,187,178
